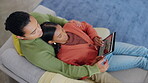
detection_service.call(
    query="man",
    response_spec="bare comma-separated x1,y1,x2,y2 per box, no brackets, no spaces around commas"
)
5,11,120,83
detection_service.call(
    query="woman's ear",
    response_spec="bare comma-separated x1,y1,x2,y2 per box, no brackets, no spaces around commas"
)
48,41,55,44
16,36,25,39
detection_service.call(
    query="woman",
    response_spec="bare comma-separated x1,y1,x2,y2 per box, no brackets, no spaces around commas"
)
41,21,148,72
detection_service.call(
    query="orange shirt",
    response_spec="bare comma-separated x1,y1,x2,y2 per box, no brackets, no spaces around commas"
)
57,22,99,65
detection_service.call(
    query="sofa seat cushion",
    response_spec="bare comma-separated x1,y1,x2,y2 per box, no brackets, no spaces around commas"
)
109,66,147,83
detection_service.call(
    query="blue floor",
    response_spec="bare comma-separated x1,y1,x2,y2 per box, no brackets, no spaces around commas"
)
40,0,148,48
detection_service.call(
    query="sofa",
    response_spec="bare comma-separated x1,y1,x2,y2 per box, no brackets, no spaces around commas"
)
0,5,148,83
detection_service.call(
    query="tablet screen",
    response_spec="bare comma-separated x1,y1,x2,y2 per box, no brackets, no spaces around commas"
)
98,32,116,56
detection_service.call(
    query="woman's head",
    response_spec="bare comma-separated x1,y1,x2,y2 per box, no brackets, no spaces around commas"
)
41,22,68,44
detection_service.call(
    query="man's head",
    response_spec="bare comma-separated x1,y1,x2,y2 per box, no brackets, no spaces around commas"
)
41,22,68,44
5,11,43,40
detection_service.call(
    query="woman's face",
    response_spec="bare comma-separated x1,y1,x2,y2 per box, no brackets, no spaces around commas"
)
52,25,68,44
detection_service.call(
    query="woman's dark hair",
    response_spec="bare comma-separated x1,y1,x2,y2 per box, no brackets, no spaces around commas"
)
40,22,57,42
5,11,30,36
40,22,61,54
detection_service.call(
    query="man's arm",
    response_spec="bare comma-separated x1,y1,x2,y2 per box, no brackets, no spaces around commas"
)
20,39,100,79
30,12,68,26
29,52,100,79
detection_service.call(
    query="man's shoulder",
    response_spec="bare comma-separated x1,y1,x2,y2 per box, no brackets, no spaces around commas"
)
19,38,49,48
30,12,51,24
20,38,55,55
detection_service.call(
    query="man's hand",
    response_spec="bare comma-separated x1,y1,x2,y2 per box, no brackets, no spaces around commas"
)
68,20,81,27
93,36,104,47
96,58,109,72
91,56,104,65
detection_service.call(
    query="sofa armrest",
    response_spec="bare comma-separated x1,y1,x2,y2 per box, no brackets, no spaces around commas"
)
1,48,45,83
33,5,56,16
94,28,110,39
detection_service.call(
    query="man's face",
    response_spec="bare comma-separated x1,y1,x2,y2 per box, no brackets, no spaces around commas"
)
22,16,43,40
52,25,68,44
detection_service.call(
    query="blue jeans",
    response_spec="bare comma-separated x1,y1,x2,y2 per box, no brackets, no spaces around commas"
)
105,42,148,72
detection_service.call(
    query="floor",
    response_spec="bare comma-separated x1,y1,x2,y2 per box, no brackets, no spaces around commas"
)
41,0,148,48
0,0,42,82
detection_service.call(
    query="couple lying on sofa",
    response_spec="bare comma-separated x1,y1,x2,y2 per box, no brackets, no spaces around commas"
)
4,11,148,83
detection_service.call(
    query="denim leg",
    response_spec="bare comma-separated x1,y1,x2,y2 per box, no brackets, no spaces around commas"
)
106,55,148,72
113,42,148,58
105,42,148,71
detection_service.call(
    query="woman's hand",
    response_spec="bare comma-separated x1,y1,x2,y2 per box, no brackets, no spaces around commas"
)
93,36,104,47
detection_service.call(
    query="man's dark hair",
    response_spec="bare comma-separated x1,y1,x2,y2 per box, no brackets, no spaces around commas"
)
5,11,30,36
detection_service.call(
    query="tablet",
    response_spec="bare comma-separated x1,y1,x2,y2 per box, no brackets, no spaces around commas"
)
98,32,116,56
